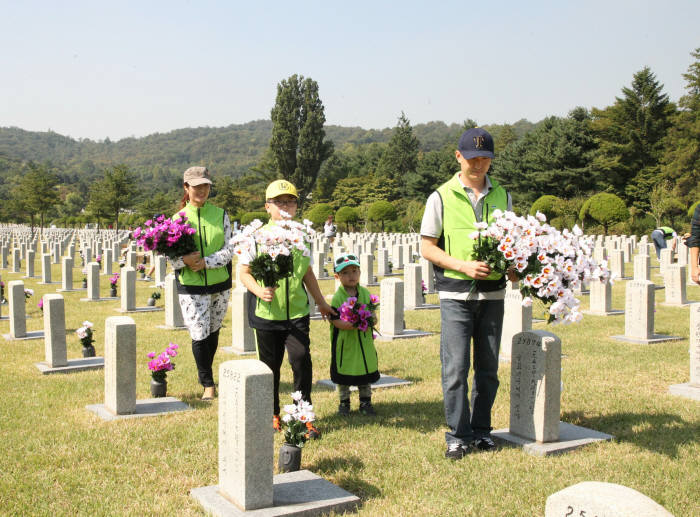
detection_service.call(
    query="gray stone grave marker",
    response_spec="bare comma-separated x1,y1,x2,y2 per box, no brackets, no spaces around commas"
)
662,264,689,306
58,257,76,292
191,359,360,516
634,253,651,281
24,249,36,278
501,281,533,361
223,286,256,355
376,278,431,341
86,316,190,420
545,482,673,517
157,274,186,330
404,263,438,311
82,262,101,301
612,280,681,344
3,280,43,341
360,253,378,286
12,248,20,273
584,279,623,316
492,330,612,455
35,294,104,375
669,303,700,401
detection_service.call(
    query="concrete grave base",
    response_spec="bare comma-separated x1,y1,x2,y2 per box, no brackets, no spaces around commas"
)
660,302,692,307
317,373,412,391
39,281,60,285
56,288,82,293
492,421,613,456
611,334,682,344
375,329,432,341
582,309,624,316
35,357,104,375
3,330,44,341
86,397,191,421
409,303,440,310
221,346,256,356
155,324,188,331
80,297,119,302
190,469,360,517
668,383,700,401
115,307,164,313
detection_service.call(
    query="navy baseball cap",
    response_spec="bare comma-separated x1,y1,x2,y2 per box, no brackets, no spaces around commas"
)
458,128,494,159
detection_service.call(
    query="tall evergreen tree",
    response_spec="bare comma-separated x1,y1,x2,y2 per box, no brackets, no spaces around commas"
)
15,162,60,233
491,108,599,211
269,74,333,208
86,165,137,231
375,112,420,197
661,48,700,206
592,67,676,209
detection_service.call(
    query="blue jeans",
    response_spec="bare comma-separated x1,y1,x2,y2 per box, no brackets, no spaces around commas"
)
651,230,667,259
440,298,504,444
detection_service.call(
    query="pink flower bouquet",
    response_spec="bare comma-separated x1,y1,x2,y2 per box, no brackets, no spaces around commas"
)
132,213,197,260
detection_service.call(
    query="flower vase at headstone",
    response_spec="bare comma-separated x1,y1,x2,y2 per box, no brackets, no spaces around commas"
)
76,321,96,357
278,391,314,473
147,342,178,397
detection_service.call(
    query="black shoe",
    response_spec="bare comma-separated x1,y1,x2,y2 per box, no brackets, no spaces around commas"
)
445,442,472,460
359,401,376,416
338,401,350,416
473,436,498,452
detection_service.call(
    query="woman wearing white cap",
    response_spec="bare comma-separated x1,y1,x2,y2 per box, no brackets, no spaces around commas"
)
170,166,233,401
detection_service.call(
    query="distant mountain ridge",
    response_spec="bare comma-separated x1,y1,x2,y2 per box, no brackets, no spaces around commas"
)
0,118,536,178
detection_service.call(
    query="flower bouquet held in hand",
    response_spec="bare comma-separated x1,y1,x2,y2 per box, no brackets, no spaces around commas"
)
339,294,379,333
278,391,316,473
76,321,96,357
231,215,315,288
132,213,197,261
470,209,611,324
147,342,179,397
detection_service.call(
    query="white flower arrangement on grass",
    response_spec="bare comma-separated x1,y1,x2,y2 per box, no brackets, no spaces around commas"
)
471,209,612,325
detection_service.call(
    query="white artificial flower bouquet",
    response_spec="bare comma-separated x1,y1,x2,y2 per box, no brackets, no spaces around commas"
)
471,209,612,324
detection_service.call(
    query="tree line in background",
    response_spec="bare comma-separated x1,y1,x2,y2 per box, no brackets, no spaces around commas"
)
1,48,698,236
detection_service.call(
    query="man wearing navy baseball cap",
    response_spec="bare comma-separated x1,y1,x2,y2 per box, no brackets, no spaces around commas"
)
420,127,514,459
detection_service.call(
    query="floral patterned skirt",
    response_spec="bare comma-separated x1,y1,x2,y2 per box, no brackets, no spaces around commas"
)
178,290,230,341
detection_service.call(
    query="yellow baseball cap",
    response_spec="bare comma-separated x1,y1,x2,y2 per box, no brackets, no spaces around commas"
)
266,179,299,199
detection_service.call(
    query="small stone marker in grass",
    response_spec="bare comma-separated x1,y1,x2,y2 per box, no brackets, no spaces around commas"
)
545,481,673,517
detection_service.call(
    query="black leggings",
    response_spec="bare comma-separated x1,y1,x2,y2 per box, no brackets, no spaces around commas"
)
191,329,220,388
255,326,312,415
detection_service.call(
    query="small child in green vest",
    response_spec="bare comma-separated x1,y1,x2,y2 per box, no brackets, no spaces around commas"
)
329,253,380,416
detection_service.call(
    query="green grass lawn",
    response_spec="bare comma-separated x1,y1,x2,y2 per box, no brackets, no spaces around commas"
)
0,256,698,516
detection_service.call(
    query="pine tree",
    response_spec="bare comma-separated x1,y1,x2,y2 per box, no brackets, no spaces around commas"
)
269,74,333,209
592,67,676,209
661,48,700,206
375,112,420,197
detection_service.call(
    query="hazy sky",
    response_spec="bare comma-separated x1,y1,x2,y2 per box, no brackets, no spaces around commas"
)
1,1,698,141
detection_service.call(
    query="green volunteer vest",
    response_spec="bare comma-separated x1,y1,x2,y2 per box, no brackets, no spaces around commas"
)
253,222,311,321
175,202,230,288
434,173,508,291
330,285,380,386
658,227,675,240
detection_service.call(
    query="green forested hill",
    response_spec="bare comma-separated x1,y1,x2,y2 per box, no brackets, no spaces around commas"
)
0,118,536,181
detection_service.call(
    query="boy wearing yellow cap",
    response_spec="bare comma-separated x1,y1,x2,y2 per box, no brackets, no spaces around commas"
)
238,180,334,439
